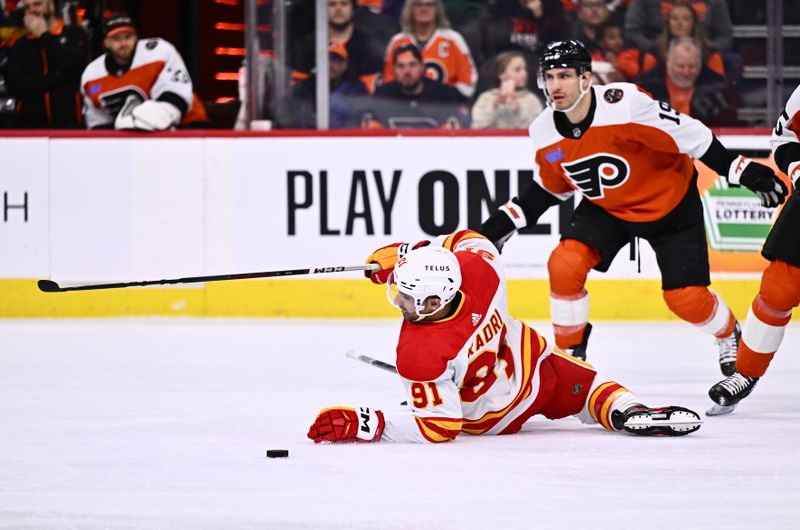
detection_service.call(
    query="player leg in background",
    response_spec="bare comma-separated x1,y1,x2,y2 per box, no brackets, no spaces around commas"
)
537,349,702,436
548,239,601,360
548,200,629,361
709,259,800,407
649,214,739,376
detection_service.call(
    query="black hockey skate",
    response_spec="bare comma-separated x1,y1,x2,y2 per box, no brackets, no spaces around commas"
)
708,372,759,407
612,405,702,436
565,323,592,361
714,321,740,376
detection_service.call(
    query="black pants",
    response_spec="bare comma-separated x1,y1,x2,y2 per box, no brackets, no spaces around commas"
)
560,175,710,290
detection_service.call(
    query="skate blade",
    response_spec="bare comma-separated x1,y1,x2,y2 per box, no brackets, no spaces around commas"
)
705,403,737,416
623,411,702,436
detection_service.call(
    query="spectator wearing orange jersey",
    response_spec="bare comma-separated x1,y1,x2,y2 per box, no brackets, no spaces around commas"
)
624,0,732,53
639,3,724,78
382,0,477,100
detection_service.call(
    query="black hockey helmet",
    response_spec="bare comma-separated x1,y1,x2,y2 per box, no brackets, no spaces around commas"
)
539,40,592,76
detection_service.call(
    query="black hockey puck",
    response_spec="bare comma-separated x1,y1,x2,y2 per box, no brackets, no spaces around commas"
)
266,449,289,458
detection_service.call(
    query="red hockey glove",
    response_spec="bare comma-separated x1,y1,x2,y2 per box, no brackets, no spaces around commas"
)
365,241,429,284
728,156,789,208
307,406,385,444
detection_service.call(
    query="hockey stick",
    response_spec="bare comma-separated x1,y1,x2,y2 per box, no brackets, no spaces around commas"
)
345,350,398,374
38,263,381,293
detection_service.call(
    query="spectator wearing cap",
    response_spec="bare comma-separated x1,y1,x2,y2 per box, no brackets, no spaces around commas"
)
365,43,468,128
293,0,385,93
80,13,208,130
624,0,732,53
3,0,87,128
636,36,740,126
278,39,368,128
382,0,477,100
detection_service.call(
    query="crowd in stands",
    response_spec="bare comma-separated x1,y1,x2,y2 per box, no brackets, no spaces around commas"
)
0,0,747,130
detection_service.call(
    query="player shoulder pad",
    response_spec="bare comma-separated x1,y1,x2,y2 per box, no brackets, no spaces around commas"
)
396,326,460,382
81,54,108,88
135,37,176,61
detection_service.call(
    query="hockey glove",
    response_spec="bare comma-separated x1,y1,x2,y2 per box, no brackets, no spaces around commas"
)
307,406,385,444
116,99,181,131
365,240,429,284
728,156,788,208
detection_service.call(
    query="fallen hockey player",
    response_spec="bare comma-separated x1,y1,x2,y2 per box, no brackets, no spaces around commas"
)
308,230,702,444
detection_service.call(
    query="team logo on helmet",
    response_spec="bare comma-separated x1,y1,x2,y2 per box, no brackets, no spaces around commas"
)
561,153,630,199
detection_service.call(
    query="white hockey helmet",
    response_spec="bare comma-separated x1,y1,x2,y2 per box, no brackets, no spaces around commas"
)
387,246,462,320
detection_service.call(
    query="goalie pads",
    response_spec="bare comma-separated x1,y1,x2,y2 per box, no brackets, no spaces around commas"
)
115,98,181,131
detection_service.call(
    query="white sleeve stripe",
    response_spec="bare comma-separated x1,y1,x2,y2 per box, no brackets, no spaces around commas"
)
743,307,788,353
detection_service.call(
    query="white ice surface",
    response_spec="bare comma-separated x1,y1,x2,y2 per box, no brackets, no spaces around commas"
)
1,319,798,530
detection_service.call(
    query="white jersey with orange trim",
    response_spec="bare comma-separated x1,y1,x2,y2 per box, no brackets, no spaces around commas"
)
771,83,800,185
382,29,477,99
529,83,714,223
381,230,553,443
81,38,194,129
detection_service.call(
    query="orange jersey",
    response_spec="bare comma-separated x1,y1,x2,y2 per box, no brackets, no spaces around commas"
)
81,38,207,129
529,83,714,222
383,29,477,99
381,230,552,443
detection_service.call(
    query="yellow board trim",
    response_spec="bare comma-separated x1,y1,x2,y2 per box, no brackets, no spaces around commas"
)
3,278,800,319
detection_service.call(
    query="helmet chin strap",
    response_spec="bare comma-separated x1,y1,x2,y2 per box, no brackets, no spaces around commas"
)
545,75,592,114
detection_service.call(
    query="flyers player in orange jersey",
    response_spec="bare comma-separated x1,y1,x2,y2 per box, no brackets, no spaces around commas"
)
707,83,800,414
80,14,208,131
478,40,788,374
307,230,702,444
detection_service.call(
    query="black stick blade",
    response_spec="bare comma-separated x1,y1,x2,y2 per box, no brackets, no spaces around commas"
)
38,280,61,292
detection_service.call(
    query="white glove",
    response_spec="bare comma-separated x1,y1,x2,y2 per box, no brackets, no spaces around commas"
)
115,98,181,131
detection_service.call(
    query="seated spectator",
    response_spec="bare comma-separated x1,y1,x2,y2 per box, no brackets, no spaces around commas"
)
636,37,740,127
357,0,403,21
81,14,208,130
383,0,478,100
294,0,384,92
570,0,619,54
365,44,468,128
639,3,724,77
624,0,733,53
278,40,368,129
471,50,543,129
4,0,87,128
590,19,641,81
484,0,568,61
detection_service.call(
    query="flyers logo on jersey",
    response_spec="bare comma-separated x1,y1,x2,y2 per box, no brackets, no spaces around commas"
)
561,153,630,199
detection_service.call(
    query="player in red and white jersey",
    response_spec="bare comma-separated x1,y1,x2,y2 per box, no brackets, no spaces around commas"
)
479,40,788,375
708,83,800,412
307,230,702,444
80,14,208,131
382,0,477,99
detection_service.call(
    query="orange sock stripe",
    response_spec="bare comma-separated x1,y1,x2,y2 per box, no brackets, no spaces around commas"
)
737,341,776,378
554,324,588,349
752,295,793,327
